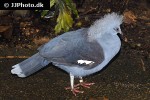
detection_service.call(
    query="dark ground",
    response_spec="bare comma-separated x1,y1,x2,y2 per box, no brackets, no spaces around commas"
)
0,0,150,100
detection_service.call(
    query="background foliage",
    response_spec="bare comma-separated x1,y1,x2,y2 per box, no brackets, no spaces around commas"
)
49,0,78,33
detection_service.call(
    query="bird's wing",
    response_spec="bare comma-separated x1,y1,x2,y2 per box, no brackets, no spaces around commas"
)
38,28,87,57
39,28,104,70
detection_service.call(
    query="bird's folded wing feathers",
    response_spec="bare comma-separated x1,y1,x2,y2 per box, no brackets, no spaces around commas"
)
38,28,105,69
38,28,87,57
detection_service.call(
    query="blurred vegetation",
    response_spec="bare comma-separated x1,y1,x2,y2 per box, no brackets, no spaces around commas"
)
41,0,78,34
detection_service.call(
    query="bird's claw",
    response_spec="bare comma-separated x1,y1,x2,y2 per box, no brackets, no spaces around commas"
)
65,82,95,96
65,87,84,96
71,88,84,96
80,82,95,88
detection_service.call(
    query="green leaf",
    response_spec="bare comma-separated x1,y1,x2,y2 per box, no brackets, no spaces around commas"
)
65,0,78,17
50,0,56,8
52,0,79,33
41,10,49,17
55,22,62,33
54,8,74,33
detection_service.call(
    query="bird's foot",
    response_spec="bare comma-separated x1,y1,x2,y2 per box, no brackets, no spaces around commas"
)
71,88,84,96
80,82,95,88
65,87,84,96
65,82,94,96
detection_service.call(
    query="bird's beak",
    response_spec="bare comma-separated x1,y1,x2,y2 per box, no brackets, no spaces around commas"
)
118,31,128,42
117,30,125,41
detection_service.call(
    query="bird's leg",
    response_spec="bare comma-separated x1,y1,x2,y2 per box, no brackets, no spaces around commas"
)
78,77,95,88
65,73,84,96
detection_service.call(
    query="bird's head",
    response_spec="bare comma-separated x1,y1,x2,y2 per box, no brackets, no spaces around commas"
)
99,12,123,35
88,12,123,39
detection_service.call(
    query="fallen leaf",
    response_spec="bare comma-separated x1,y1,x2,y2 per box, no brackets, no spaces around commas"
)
0,26,10,32
123,10,137,24
33,37,50,45
0,25,13,39
103,96,109,100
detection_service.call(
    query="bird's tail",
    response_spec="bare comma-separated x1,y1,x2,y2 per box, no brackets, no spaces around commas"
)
11,53,50,78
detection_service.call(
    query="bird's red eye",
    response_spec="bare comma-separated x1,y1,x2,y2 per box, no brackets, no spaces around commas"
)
116,28,119,31
114,28,119,31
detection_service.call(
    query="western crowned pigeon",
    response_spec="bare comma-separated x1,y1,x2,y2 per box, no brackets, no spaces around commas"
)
11,12,123,95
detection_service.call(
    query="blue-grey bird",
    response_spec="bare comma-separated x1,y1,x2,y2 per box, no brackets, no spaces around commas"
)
11,12,123,95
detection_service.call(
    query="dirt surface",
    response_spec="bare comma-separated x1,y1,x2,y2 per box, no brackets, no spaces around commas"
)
0,0,150,100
